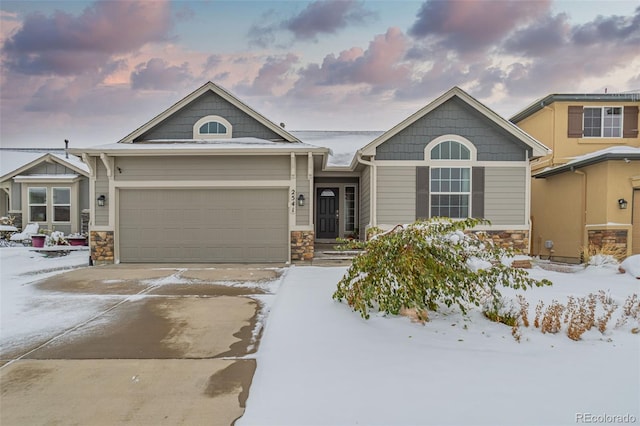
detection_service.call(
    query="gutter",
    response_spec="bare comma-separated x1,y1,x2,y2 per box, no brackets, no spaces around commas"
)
356,152,377,229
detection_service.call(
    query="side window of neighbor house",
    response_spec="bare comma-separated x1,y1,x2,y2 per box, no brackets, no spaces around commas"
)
430,141,471,219
53,187,71,222
29,187,47,222
583,107,622,138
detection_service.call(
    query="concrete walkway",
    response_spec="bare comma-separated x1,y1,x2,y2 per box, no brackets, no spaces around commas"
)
0,264,283,426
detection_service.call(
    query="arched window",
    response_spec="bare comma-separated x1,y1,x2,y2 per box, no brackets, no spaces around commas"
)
193,115,232,139
424,136,476,219
430,140,471,160
199,121,227,135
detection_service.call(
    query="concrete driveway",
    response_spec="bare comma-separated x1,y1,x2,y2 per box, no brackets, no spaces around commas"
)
0,264,283,426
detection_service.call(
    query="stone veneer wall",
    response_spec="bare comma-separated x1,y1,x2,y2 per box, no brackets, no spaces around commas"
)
291,230,314,261
91,231,114,264
476,230,530,254
587,229,628,254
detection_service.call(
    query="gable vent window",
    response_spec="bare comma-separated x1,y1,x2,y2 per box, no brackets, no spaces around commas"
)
193,115,232,139
199,121,227,135
430,140,471,160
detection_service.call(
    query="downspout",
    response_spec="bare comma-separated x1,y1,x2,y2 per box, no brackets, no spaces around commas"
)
356,152,377,230
573,168,587,254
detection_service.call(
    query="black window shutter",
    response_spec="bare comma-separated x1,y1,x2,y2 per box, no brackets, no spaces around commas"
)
567,106,583,138
416,166,429,220
471,167,485,219
623,106,639,138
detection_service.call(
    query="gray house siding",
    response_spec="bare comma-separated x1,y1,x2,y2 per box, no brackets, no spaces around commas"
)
136,91,285,141
377,167,416,225
375,97,530,161
10,182,21,210
30,162,78,175
113,156,290,181
95,161,109,226
360,167,370,232
296,155,310,226
484,167,526,225
79,178,89,210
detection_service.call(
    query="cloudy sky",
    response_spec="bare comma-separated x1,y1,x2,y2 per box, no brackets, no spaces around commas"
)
1,0,639,148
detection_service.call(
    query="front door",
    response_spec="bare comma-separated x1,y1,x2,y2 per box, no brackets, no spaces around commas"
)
317,187,339,239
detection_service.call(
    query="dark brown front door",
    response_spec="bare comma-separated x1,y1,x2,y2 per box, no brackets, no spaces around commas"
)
317,187,339,239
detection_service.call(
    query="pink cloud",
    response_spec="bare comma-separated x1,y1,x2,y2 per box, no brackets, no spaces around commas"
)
2,0,172,75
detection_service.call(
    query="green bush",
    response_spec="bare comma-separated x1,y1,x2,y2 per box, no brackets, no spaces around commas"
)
332,218,552,319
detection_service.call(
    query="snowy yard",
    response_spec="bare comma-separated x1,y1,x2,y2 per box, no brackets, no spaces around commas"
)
240,265,639,426
1,247,638,426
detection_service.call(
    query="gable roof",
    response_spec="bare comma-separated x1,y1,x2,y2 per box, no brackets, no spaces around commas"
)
118,81,300,143
359,86,550,158
510,92,640,124
534,146,640,178
0,150,89,182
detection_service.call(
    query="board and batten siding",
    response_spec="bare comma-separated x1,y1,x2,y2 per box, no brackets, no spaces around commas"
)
296,155,310,226
114,156,290,181
136,91,284,141
376,166,416,225
359,167,370,232
484,167,526,225
94,161,109,226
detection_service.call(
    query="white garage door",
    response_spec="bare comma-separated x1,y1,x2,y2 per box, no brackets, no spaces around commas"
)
119,188,288,263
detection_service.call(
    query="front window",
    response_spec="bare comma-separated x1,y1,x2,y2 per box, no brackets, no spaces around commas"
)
53,187,71,222
430,168,470,218
29,187,47,222
584,107,622,138
430,140,471,160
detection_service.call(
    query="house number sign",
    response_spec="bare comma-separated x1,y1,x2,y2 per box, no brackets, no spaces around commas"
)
290,189,296,214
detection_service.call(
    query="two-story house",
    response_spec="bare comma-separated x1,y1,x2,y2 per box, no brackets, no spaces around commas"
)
511,93,640,263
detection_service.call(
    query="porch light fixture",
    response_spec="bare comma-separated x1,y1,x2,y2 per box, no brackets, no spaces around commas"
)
618,198,628,209
298,194,306,207
97,195,106,207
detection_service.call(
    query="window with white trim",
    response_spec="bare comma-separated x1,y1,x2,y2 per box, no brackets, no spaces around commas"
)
583,107,622,138
53,187,71,222
193,115,232,139
29,187,47,222
430,167,470,218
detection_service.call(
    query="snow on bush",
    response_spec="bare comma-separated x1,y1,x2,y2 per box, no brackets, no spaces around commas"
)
333,217,552,320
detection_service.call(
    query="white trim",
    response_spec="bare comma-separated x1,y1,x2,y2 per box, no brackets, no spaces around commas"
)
424,135,477,161
100,153,113,178
14,175,81,183
193,115,232,139
113,180,292,188
372,160,529,167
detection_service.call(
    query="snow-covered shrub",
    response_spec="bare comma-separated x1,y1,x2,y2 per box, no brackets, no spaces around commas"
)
333,217,552,320
581,243,625,266
46,231,68,246
482,296,519,326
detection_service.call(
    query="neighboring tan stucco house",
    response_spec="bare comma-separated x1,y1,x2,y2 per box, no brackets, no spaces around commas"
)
511,93,640,262
0,149,90,234
71,82,548,264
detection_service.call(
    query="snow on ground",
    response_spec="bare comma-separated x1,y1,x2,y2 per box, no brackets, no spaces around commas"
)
0,247,113,354
239,265,640,426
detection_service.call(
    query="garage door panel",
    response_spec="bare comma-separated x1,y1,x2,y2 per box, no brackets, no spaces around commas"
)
119,189,288,263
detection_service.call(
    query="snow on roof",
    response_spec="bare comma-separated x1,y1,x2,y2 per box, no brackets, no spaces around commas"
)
78,138,325,153
291,131,384,167
535,146,640,178
0,149,89,179
14,174,81,180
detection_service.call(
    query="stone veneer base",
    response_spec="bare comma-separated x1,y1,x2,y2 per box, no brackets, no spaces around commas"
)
90,230,115,264
291,230,315,261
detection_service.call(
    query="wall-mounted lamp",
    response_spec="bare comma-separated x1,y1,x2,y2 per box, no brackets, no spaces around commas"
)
298,194,306,207
618,198,628,209
97,195,106,207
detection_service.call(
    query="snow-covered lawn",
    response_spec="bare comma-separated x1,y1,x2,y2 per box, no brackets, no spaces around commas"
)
240,265,640,426
0,247,113,355
2,247,638,425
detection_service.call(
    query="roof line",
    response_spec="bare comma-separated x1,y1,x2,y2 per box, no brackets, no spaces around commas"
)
117,81,300,144
511,93,640,123
534,152,640,178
